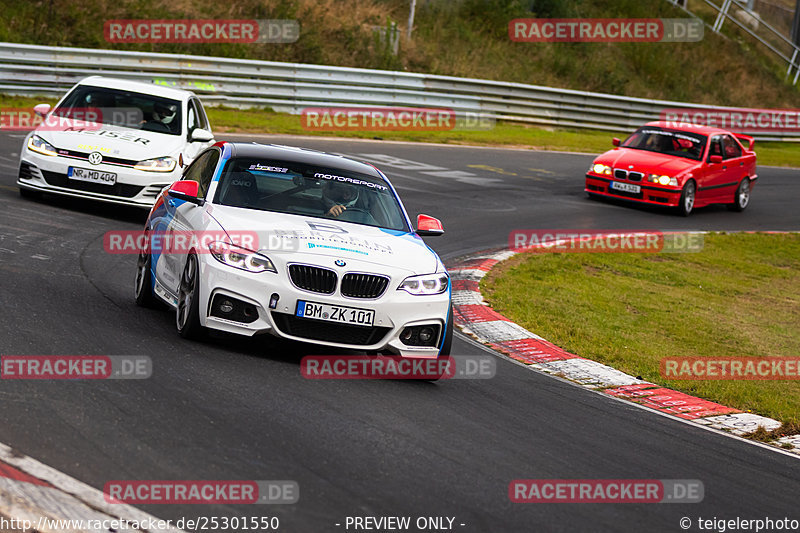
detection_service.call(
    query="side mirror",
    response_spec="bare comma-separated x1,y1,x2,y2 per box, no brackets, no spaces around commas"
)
167,180,204,206
709,155,723,164
33,103,51,117
416,214,444,236
612,137,621,147
189,128,214,142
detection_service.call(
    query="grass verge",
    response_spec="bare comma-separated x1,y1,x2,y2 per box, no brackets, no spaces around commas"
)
480,233,800,428
5,95,800,167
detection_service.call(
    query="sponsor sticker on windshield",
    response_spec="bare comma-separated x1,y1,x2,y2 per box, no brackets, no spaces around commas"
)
248,163,289,173
313,172,388,191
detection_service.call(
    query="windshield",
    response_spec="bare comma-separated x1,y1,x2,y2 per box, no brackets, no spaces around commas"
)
214,157,410,232
55,85,182,135
621,127,707,161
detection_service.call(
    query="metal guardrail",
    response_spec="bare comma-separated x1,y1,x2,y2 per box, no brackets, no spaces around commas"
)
0,41,797,141
668,0,800,84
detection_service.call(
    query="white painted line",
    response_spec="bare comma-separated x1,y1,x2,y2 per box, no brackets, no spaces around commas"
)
466,320,540,342
0,443,184,532
449,269,487,281
532,358,647,388
694,413,782,436
451,290,485,306
776,435,800,454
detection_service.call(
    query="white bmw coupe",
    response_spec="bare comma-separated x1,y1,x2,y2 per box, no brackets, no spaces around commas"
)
135,142,453,357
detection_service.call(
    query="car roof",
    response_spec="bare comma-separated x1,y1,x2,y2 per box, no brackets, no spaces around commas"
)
76,76,195,101
226,142,384,178
642,120,731,136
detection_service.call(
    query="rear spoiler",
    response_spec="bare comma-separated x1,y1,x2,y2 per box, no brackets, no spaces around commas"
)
735,134,755,151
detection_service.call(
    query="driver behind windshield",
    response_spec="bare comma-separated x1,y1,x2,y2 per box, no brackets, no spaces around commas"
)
322,180,363,218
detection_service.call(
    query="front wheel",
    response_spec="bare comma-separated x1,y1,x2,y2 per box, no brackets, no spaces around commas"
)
676,180,696,217
176,253,205,339
728,178,750,212
439,305,453,357
134,246,158,308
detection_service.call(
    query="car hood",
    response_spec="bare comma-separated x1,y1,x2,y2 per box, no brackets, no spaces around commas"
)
38,121,184,159
206,205,441,275
596,148,700,176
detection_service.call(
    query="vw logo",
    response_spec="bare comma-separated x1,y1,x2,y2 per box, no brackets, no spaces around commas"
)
334,259,346,267
88,152,103,165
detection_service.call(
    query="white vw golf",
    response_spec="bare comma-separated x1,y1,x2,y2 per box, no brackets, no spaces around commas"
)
17,76,215,207
135,142,453,357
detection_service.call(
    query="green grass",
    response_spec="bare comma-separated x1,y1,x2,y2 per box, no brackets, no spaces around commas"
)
481,233,800,427
7,94,800,167
2,0,799,107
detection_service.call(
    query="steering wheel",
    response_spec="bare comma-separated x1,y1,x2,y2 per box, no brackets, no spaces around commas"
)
337,207,377,225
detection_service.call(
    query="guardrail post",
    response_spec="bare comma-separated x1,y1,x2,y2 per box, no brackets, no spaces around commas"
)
713,0,733,33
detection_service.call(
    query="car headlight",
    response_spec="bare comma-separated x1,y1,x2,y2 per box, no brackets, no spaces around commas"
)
134,156,177,172
648,174,678,186
27,135,57,156
208,242,276,273
591,163,612,176
398,273,449,295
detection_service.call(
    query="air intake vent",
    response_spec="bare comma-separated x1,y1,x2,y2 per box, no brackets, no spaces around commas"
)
288,264,337,294
341,273,389,299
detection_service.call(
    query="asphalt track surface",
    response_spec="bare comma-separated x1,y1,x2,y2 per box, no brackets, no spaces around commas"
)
1,131,799,532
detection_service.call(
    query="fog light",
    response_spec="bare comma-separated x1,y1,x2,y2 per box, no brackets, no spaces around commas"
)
220,300,234,314
418,327,434,344
400,328,414,342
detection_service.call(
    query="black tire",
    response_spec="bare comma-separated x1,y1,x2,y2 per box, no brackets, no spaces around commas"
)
19,187,42,200
728,177,751,212
134,246,159,308
439,305,453,357
176,253,205,340
676,180,696,217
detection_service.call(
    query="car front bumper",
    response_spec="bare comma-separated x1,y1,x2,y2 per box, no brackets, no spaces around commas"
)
193,256,451,358
585,174,682,207
17,151,179,208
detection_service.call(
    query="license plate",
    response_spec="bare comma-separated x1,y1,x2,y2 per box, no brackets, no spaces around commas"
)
611,181,641,193
296,300,375,326
68,167,117,185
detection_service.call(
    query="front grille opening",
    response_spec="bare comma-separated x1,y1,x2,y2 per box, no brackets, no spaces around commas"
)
40,169,144,198
399,324,441,347
288,264,337,294
613,169,627,180
209,294,259,324
19,161,38,180
628,172,644,182
341,273,389,299
271,313,391,346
